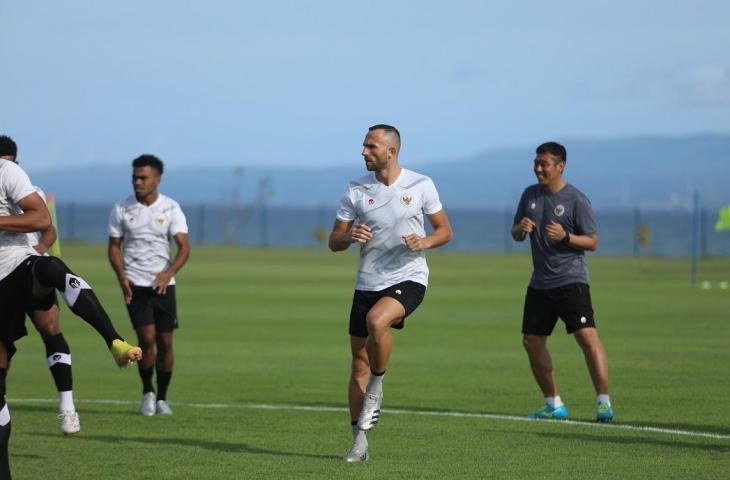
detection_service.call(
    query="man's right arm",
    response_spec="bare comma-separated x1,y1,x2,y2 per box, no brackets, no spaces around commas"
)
108,236,133,304
512,217,535,242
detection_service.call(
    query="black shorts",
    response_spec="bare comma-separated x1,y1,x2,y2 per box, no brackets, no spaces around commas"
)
349,281,426,338
0,255,53,358
522,283,596,336
127,285,178,332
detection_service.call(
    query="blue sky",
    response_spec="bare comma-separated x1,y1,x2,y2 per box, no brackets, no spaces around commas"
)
1,1,728,172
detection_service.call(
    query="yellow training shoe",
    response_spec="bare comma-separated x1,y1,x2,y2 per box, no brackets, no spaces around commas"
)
110,339,142,367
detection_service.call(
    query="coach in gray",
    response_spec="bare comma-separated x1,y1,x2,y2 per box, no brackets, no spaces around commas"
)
511,141,613,422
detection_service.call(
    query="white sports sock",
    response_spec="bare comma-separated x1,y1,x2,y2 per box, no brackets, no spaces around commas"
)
597,394,611,406
366,373,384,396
545,396,563,409
351,424,367,449
59,391,75,413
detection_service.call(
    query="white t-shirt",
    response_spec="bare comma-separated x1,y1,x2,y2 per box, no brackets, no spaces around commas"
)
336,168,443,291
25,186,46,248
0,160,41,280
108,194,188,287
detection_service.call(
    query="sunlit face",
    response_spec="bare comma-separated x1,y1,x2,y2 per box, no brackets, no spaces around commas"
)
132,165,161,200
533,152,564,185
361,130,392,172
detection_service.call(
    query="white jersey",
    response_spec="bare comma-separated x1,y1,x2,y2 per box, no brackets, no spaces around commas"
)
108,194,188,287
0,160,40,280
25,186,46,248
336,168,443,291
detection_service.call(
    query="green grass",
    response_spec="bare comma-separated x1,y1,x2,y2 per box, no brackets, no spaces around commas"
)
7,245,730,479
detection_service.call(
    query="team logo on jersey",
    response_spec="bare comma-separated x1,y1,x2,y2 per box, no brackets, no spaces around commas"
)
368,198,375,205
156,215,166,225
400,193,413,207
554,205,565,217
530,202,536,209
69,277,80,289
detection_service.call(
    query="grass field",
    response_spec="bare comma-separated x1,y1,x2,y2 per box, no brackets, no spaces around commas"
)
6,244,730,479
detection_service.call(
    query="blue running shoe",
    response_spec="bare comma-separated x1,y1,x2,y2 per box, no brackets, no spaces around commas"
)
528,404,569,420
596,402,613,422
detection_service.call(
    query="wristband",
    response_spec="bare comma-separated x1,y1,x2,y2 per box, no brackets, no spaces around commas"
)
562,232,571,244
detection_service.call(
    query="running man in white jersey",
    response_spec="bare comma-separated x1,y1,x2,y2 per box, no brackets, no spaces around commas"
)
329,125,453,462
5,145,81,435
0,135,142,479
108,154,190,417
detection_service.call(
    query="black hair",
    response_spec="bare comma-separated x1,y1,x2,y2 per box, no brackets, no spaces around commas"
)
368,124,401,147
536,142,567,163
0,135,18,158
132,154,164,175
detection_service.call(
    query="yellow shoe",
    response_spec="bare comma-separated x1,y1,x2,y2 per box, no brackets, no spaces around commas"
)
110,339,142,367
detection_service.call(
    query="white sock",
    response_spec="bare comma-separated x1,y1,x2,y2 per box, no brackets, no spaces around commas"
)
59,391,75,413
366,373,384,396
597,394,611,406
351,424,367,448
545,396,563,409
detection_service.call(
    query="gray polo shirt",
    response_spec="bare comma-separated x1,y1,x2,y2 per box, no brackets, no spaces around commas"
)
514,183,597,289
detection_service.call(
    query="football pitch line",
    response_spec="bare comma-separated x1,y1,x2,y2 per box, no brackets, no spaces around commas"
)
12,397,730,441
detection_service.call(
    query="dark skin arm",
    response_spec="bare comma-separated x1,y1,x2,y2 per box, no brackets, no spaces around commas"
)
152,232,191,294
0,192,52,233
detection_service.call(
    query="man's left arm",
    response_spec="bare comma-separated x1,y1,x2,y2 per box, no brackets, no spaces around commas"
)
403,209,453,252
153,232,191,294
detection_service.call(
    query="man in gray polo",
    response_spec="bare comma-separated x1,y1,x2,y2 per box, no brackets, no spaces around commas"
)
512,141,613,422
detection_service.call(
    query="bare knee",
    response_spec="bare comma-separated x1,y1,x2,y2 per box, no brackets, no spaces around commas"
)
523,334,547,352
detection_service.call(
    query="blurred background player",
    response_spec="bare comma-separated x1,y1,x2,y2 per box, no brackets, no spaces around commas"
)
0,134,141,478
329,125,452,462
511,141,613,422
108,154,190,416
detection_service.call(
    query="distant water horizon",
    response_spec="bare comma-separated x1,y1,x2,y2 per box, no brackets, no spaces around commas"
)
54,203,730,258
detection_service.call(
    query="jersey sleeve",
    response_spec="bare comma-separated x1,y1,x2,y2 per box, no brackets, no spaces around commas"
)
513,187,529,225
422,177,443,215
169,202,189,236
108,203,124,238
4,163,36,204
335,184,356,222
574,195,597,236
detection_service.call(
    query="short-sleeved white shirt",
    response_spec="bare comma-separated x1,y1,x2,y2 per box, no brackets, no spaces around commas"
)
0,160,41,280
108,194,188,287
336,168,443,291
25,186,46,248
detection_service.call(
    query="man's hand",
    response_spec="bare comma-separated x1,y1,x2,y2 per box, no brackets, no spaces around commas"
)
153,270,174,295
348,224,372,244
403,234,430,252
545,220,568,243
119,276,135,304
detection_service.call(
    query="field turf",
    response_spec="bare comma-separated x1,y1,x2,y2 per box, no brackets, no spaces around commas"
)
7,244,730,479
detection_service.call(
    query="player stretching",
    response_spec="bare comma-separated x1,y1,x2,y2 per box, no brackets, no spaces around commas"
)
108,154,190,416
4,146,81,434
329,125,452,462
512,141,613,422
0,134,141,479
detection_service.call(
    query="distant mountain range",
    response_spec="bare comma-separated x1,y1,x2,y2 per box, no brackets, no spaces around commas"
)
28,134,730,210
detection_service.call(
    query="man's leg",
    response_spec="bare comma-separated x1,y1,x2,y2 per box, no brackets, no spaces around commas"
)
154,331,174,415
523,334,568,419
0,342,11,479
30,256,141,366
30,306,79,434
522,334,557,397
343,337,369,462
573,327,609,394
357,297,405,431
573,327,613,421
136,325,157,416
